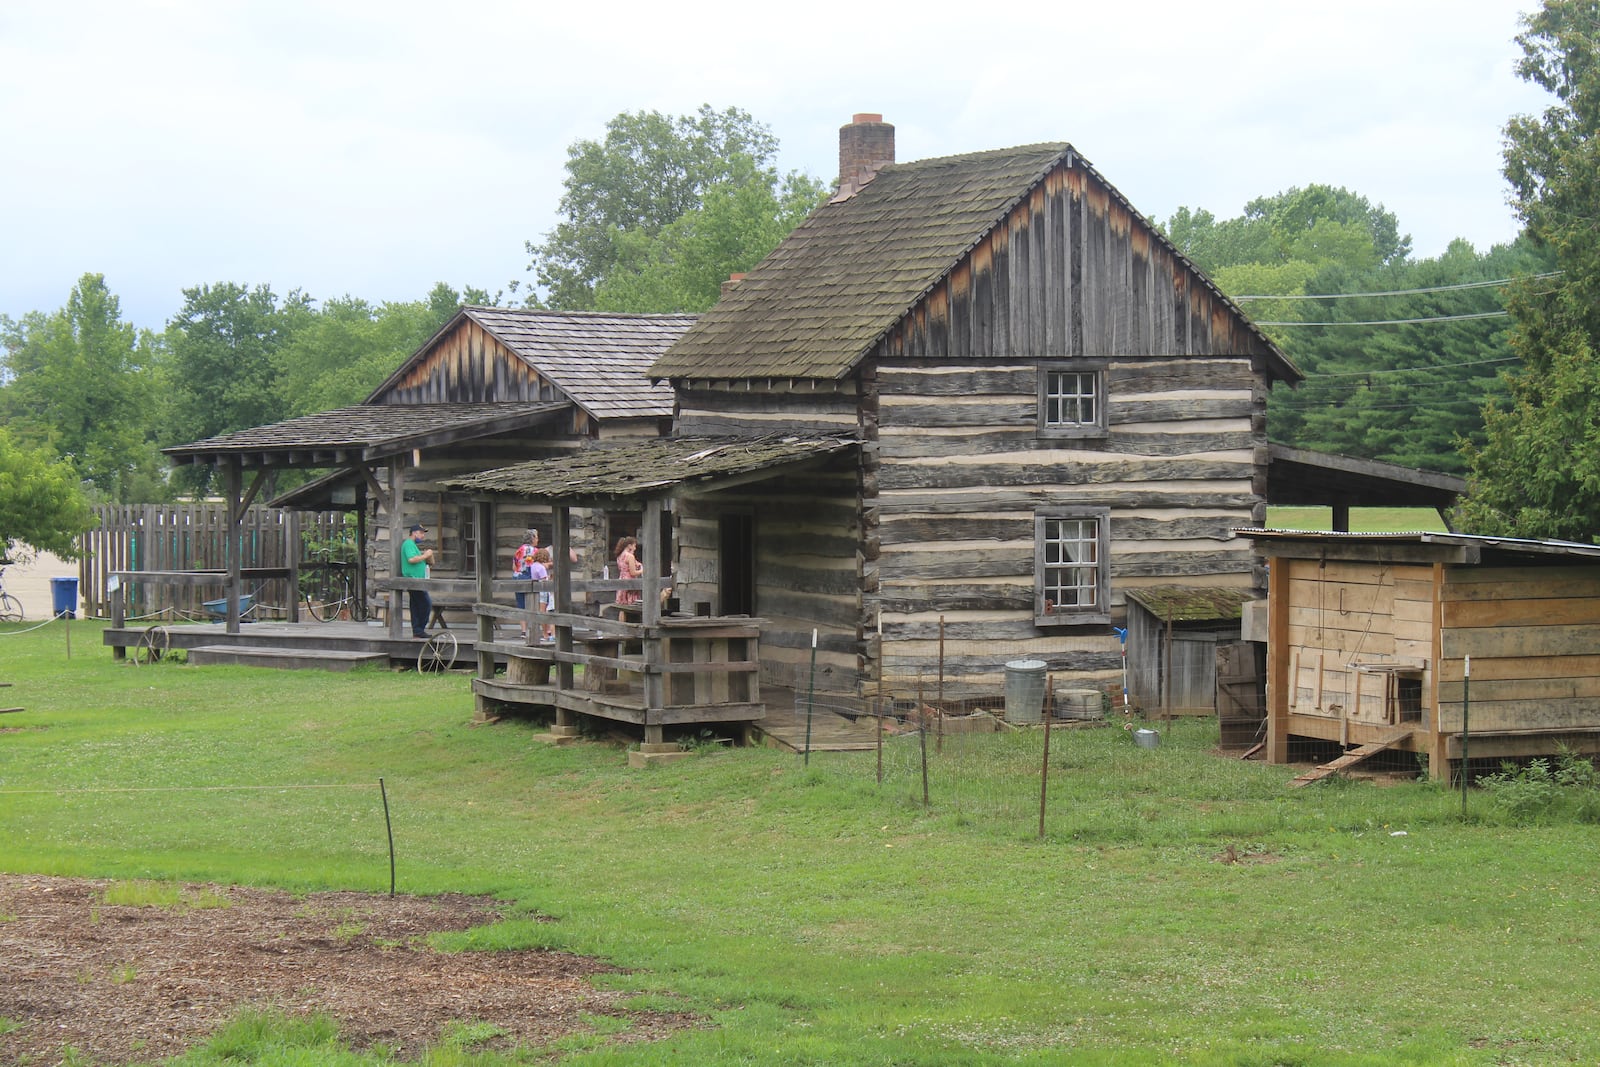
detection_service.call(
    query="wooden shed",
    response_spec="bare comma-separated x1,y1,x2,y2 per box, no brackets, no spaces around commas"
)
1249,529,1600,779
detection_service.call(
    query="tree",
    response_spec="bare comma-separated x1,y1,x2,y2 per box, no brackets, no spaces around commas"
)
272,291,461,416
592,159,824,313
164,283,314,494
1457,0,1600,537
1164,183,1536,477
527,105,825,311
0,428,95,561
1164,185,1408,276
0,274,163,501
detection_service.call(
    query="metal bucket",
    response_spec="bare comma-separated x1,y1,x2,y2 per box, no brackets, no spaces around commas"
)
1055,688,1101,721
1133,727,1161,749
1003,659,1048,723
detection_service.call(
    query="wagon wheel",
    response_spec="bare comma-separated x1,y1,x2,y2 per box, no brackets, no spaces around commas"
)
419,630,458,672
134,625,170,665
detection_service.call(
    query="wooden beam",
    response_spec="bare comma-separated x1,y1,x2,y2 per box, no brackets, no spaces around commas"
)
1266,555,1291,764
388,457,405,640
216,461,241,634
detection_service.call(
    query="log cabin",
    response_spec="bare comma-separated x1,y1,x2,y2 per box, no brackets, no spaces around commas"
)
652,114,1303,700
456,114,1307,709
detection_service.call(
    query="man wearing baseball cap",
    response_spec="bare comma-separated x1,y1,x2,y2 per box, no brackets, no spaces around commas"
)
399,523,434,639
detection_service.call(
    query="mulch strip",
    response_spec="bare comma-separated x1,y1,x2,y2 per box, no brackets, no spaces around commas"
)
0,874,698,1063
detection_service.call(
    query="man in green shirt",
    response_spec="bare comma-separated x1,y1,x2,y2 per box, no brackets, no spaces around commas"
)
399,523,434,638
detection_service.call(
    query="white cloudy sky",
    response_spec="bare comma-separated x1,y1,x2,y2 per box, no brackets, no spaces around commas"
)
0,0,1553,333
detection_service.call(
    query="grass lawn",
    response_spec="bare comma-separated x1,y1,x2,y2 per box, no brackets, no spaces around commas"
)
2,621,1597,1064
1265,507,1449,533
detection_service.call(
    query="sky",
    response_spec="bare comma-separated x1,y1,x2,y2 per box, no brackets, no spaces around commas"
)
0,0,1555,334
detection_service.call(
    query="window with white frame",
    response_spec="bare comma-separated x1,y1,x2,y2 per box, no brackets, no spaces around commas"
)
1038,362,1107,438
1035,507,1110,624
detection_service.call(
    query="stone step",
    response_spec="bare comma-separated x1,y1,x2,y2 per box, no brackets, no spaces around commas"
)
187,645,390,672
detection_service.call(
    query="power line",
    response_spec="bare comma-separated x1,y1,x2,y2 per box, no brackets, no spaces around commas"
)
1235,272,1561,301
1256,311,1510,326
1303,357,1518,379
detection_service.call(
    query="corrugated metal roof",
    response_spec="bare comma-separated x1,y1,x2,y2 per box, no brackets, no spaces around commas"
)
462,307,692,419
1239,528,1600,559
445,433,860,503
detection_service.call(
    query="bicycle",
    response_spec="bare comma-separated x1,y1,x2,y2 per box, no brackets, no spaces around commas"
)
0,568,24,622
302,560,360,622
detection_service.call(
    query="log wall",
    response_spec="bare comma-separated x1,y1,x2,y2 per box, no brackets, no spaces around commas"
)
675,464,862,693
874,358,1262,694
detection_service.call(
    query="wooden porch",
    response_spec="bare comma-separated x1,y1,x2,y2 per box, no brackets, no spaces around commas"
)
470,603,767,753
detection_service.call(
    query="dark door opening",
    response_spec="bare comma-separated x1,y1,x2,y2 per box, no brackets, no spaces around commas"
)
719,512,754,616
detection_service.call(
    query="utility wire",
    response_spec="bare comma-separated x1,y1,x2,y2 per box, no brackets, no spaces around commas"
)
1256,311,1510,326
1234,272,1561,301
1305,357,1518,379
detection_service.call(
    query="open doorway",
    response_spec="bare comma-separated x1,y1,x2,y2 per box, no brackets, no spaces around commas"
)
719,511,754,616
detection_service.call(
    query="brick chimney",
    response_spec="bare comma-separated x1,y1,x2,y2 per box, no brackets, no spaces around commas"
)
834,113,894,202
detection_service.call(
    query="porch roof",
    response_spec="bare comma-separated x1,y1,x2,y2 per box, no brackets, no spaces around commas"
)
163,402,568,469
444,433,860,505
1241,528,1600,565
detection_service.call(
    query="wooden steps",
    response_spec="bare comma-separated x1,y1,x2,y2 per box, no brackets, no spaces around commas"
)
1289,728,1415,787
187,646,390,672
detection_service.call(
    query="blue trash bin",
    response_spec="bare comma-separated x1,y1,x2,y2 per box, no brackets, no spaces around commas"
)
50,576,79,619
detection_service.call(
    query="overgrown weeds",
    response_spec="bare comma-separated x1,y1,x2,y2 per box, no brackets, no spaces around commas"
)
1480,744,1600,825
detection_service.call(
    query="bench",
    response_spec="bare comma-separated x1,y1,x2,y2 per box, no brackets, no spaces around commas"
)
427,600,474,629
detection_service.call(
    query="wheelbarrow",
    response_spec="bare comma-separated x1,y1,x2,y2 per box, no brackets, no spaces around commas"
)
202,593,254,621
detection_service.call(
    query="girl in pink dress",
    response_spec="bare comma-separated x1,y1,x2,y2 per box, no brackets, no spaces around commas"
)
614,536,643,607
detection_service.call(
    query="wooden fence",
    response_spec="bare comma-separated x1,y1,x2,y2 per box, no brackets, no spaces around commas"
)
81,505,350,621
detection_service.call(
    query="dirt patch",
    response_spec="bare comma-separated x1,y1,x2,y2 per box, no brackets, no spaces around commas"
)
0,874,698,1063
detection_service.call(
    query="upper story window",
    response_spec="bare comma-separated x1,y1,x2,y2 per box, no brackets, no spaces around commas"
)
1035,507,1110,626
1038,362,1108,439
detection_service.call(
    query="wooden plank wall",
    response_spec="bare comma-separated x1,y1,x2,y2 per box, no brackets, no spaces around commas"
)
869,163,1276,365
1437,565,1600,733
1280,559,1433,726
874,358,1261,694
380,319,566,408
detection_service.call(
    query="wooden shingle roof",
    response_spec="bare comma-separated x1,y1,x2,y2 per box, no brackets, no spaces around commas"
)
445,433,859,505
463,307,694,419
164,402,566,468
653,144,1070,381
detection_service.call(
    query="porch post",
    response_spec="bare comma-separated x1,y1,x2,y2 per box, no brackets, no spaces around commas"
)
552,505,578,734
475,499,495,681
388,457,406,639
1265,555,1291,763
640,499,666,747
224,458,243,636
286,509,301,623
355,488,368,621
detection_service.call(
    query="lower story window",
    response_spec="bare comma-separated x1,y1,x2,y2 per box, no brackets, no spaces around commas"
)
1036,508,1110,624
